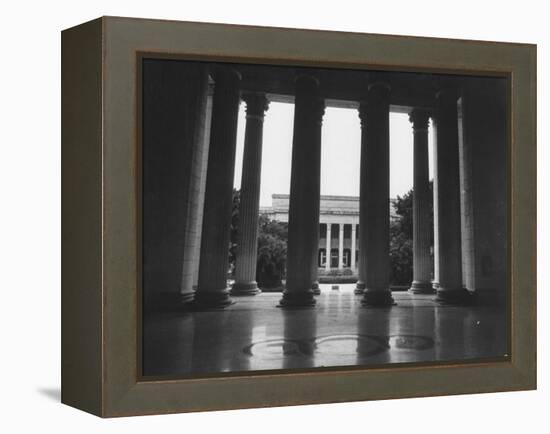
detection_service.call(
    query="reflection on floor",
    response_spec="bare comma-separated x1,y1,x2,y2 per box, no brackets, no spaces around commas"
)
143,284,508,377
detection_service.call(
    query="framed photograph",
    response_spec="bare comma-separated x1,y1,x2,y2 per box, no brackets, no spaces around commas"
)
61,16,536,417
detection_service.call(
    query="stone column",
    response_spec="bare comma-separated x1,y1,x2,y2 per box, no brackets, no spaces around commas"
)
355,222,364,294
433,84,469,304
325,224,331,271
311,256,320,294
279,75,324,308
195,67,241,309
409,109,434,294
351,224,357,270
142,61,209,309
338,223,344,269
432,120,440,291
231,93,269,296
359,81,395,307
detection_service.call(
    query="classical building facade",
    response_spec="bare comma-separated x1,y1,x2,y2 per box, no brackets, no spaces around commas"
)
260,194,398,272
142,60,507,310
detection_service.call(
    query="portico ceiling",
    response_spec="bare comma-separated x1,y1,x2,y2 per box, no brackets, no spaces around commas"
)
218,62,458,113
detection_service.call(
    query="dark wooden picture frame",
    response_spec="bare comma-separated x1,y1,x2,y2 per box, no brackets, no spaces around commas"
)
61,16,536,417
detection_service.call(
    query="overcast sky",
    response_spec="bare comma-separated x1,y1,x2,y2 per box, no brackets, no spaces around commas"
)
233,102,434,207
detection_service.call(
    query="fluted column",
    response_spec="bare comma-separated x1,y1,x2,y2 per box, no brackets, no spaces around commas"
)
351,224,356,270
432,120,440,291
231,93,269,296
195,67,241,309
338,224,344,268
409,109,434,294
433,84,469,304
279,75,324,308
355,223,364,294
311,247,321,295
359,81,395,307
325,224,331,271
310,224,321,295
310,120,323,296
142,61,209,308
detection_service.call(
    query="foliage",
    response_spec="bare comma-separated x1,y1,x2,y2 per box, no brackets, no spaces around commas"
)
228,188,240,275
231,181,434,287
230,192,287,287
389,182,434,285
255,214,288,288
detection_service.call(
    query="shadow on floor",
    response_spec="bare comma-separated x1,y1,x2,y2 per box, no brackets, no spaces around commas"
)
37,387,61,402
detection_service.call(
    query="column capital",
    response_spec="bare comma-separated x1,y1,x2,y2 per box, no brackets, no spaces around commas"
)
294,74,325,125
211,66,242,87
409,108,431,132
295,73,320,87
242,92,269,120
358,81,391,127
435,78,461,102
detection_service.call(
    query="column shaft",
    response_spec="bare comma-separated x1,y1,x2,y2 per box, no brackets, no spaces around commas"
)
232,93,269,296
338,223,344,268
311,224,321,294
359,81,395,307
409,109,434,294
355,223,364,294
434,85,469,304
325,224,331,271
279,75,324,307
195,67,241,308
432,121,440,290
351,225,357,270
142,61,209,308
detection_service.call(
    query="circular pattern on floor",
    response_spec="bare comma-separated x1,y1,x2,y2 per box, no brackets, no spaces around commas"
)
243,333,434,359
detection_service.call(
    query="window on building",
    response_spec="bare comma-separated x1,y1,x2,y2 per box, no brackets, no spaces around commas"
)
318,248,326,267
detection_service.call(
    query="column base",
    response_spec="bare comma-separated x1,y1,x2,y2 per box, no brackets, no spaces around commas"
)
361,289,396,307
180,291,195,305
311,281,321,295
354,281,365,295
144,291,195,313
278,289,316,308
230,281,261,296
436,287,473,305
192,289,234,310
409,281,436,294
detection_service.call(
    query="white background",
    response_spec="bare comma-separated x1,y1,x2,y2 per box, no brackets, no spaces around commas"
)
0,0,546,432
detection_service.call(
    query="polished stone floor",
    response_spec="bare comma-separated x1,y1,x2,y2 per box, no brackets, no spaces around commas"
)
143,284,508,377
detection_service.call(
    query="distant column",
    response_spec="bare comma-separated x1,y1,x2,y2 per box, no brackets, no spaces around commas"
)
279,75,324,308
325,224,331,271
433,84,469,304
338,223,344,269
351,224,357,270
359,81,395,307
409,109,434,294
195,67,241,309
231,92,269,296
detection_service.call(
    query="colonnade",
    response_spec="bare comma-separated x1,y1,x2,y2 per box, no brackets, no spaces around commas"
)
192,65,469,309
322,223,357,271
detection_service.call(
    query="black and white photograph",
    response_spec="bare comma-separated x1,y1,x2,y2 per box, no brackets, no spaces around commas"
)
141,59,509,378
0,0,545,429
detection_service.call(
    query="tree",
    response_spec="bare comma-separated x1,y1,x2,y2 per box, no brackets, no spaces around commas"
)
229,191,287,287
255,214,287,288
389,181,434,285
228,188,240,276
